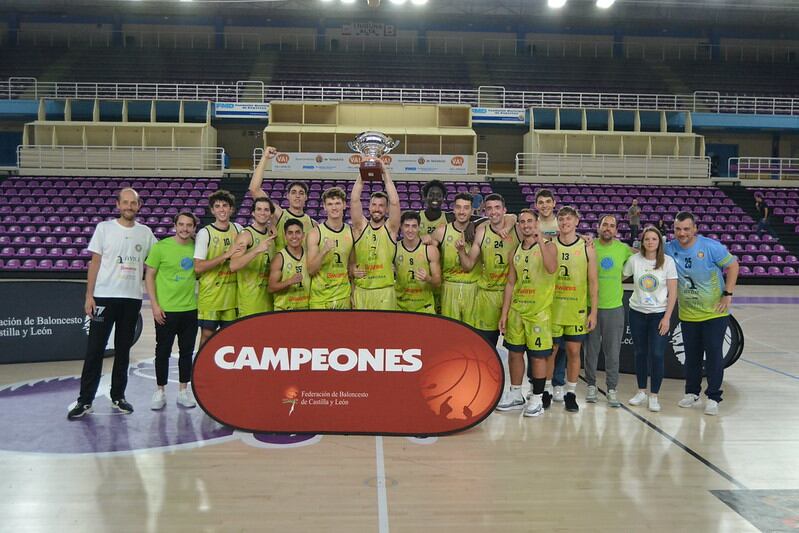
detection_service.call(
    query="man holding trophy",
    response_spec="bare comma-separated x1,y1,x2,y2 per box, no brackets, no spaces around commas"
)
349,132,402,310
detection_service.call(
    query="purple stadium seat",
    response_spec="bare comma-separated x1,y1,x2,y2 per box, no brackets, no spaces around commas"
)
5,259,21,269
738,265,752,276
752,266,767,276
784,266,798,276
20,259,36,271
767,266,782,276
786,255,799,264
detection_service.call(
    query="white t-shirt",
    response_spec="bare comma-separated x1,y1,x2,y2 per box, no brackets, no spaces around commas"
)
538,217,559,239
87,220,156,299
193,222,243,260
623,253,678,314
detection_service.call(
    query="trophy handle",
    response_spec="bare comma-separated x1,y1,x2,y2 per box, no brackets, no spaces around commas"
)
346,141,358,152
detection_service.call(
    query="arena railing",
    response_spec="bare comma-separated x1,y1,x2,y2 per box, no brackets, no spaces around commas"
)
729,157,799,181
515,153,711,180
3,79,798,117
17,145,226,174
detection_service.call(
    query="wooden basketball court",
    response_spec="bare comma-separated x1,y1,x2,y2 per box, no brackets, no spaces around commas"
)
1,285,797,532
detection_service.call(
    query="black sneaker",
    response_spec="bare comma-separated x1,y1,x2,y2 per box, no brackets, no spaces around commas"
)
112,399,134,414
564,392,579,413
542,391,553,410
67,403,93,420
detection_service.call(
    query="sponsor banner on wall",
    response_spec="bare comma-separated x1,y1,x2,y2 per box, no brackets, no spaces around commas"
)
192,311,503,436
0,280,142,363
342,22,396,37
471,107,527,125
271,152,471,174
214,102,269,119
603,291,743,379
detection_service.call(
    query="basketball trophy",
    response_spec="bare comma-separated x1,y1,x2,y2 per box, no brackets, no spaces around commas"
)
348,131,400,181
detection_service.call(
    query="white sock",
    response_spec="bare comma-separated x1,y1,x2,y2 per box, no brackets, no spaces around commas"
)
531,393,543,405
545,380,553,393
566,381,577,394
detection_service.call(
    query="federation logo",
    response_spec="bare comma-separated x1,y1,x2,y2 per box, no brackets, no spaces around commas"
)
600,257,615,270
638,273,660,292
283,386,300,416
697,251,705,259
180,257,194,270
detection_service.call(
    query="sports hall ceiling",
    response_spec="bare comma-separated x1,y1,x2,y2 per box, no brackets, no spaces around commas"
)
2,0,798,34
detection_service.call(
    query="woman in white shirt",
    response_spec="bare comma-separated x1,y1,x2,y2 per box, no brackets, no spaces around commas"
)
622,227,678,412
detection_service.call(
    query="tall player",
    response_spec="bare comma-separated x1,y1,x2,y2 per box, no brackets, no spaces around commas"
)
230,197,277,317
497,210,558,416
394,211,441,313
249,146,316,249
269,219,311,311
549,206,598,413
350,167,401,310
430,192,480,327
194,190,244,347
419,180,453,237
457,193,519,346
307,187,354,310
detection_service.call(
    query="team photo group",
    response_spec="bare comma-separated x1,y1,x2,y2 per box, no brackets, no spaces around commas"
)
67,146,739,423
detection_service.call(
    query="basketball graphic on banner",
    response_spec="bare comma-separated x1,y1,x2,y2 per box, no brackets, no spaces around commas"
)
421,355,502,420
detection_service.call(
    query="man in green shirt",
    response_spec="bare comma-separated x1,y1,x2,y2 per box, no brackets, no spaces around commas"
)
144,211,200,411
584,215,633,407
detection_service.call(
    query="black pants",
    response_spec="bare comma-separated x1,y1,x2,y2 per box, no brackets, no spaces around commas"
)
78,297,141,404
154,310,198,386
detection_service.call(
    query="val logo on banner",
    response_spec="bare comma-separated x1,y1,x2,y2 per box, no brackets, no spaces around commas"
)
193,311,504,436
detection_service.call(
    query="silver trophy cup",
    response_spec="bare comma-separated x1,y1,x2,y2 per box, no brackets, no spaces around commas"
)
348,131,400,181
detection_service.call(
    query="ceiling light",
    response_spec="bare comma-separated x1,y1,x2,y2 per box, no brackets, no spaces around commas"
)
548,0,567,8
389,0,407,4
596,0,616,8
410,0,428,5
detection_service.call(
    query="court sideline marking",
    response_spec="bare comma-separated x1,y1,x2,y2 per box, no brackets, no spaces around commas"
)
376,436,390,533
591,381,748,491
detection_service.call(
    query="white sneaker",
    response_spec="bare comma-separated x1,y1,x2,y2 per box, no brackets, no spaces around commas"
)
629,391,647,406
496,389,525,411
177,389,196,408
553,386,565,402
678,393,701,408
523,400,544,417
151,389,166,411
648,396,661,412
586,385,598,403
606,389,620,408
704,399,719,416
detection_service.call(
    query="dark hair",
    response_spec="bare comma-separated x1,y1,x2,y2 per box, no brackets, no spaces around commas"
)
483,193,504,206
321,187,346,203
557,206,580,219
287,181,309,195
174,211,199,227
401,210,421,224
370,191,389,203
674,211,695,224
422,180,446,197
208,189,236,209
535,189,555,202
283,218,304,233
518,208,537,219
454,192,473,204
253,196,275,213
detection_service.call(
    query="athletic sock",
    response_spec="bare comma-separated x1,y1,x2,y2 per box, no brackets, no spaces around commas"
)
532,377,546,395
566,381,577,394
545,380,553,394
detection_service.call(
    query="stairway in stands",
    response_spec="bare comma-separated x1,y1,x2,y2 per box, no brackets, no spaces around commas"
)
720,185,799,257
488,180,527,213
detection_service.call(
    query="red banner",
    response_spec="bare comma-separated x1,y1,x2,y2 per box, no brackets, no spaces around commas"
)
193,311,503,436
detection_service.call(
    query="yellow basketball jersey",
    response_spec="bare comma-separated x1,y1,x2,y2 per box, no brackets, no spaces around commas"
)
309,222,354,304
552,237,589,326
275,209,315,250
420,210,447,236
273,248,310,310
511,242,556,319
354,224,396,290
478,225,519,291
440,223,480,284
198,224,240,312
394,240,435,312
237,226,274,316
